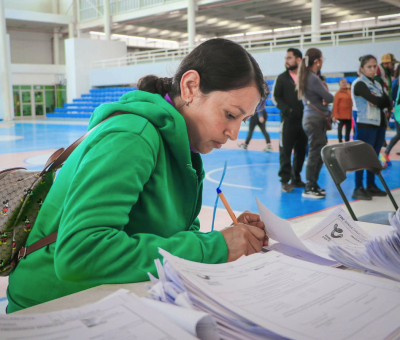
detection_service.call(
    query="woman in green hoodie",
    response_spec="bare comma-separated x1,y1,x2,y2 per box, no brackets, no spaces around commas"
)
7,38,268,312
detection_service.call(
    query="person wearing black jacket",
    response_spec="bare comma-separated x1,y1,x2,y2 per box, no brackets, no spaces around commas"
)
273,48,307,193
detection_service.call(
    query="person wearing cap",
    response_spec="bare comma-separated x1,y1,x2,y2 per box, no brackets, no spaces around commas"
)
375,53,399,99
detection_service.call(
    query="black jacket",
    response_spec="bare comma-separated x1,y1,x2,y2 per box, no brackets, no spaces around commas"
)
273,70,304,122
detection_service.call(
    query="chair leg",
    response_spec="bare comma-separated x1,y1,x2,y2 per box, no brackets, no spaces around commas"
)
335,184,358,221
377,174,399,211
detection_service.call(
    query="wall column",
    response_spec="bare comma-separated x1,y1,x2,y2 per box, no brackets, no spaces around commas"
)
311,0,321,42
54,28,60,64
104,0,111,40
187,0,196,50
0,0,13,121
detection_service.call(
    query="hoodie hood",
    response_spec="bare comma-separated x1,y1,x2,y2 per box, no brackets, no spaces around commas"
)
88,90,192,162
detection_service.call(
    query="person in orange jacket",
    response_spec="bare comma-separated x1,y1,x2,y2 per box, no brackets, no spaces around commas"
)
333,78,353,142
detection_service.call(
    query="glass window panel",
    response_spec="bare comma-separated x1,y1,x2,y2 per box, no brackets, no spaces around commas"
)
45,90,55,113
21,85,31,90
35,104,45,116
21,91,31,103
22,104,32,116
34,91,44,103
13,91,21,117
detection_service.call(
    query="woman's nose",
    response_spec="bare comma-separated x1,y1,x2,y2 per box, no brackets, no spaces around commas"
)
226,122,241,141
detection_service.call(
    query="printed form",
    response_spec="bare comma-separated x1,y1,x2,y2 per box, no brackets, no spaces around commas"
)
256,198,373,263
0,290,197,340
161,249,400,340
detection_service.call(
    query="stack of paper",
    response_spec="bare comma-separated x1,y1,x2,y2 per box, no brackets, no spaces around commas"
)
256,198,376,266
0,289,198,340
149,249,400,340
329,209,400,281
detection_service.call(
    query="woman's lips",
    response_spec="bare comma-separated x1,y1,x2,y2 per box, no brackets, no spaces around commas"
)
212,141,223,149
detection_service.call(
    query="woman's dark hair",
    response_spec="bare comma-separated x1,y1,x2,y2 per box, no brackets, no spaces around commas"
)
357,55,377,76
137,38,267,104
295,48,322,100
359,55,377,68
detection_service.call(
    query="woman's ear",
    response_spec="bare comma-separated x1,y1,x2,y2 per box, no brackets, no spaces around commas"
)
180,70,201,105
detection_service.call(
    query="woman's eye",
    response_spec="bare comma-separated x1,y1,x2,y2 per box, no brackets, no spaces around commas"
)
227,112,235,119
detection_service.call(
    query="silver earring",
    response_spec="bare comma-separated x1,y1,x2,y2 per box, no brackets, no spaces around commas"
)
186,101,189,106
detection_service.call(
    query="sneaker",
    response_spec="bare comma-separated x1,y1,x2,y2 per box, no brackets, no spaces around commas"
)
315,183,326,194
352,187,372,200
302,188,325,199
383,153,392,166
238,143,247,150
290,180,306,188
281,183,295,193
366,185,387,197
264,144,273,152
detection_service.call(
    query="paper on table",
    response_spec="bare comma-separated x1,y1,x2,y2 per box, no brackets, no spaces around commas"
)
256,197,311,253
257,197,375,262
160,248,400,340
142,298,219,340
0,289,197,340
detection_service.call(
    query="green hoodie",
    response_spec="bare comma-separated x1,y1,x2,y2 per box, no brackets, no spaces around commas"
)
7,91,228,313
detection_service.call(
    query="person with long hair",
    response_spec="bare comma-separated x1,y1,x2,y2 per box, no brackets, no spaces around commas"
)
383,63,400,164
352,55,392,200
295,48,333,199
7,39,269,313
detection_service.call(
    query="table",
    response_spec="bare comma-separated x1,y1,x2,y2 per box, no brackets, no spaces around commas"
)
15,219,393,315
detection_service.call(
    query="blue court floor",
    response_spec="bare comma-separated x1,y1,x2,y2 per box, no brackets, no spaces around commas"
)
1,119,399,219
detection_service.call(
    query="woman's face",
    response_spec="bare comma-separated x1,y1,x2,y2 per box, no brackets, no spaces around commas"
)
361,59,377,78
182,84,261,154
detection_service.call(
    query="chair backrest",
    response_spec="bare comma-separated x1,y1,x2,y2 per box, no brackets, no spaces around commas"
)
321,141,382,185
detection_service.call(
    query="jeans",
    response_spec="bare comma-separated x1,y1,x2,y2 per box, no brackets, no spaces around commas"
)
385,120,400,154
337,119,352,142
245,114,271,145
354,125,386,188
303,115,327,188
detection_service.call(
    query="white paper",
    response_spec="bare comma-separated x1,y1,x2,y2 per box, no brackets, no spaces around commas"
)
142,298,219,340
160,249,400,340
257,198,376,263
0,290,197,340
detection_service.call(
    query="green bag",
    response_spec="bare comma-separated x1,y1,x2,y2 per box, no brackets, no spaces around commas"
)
0,111,131,275
394,83,400,124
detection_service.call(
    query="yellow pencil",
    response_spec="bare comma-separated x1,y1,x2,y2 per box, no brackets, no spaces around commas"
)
216,188,238,224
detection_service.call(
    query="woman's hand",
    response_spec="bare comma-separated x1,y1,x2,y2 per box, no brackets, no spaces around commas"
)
322,99,327,105
221,223,267,262
258,116,265,124
237,210,265,230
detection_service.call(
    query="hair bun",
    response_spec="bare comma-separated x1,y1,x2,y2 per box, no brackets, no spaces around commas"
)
137,75,172,97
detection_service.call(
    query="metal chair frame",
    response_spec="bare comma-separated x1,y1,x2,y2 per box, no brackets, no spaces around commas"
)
321,141,398,221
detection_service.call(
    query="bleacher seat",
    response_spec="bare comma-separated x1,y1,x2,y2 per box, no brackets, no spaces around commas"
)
47,78,352,120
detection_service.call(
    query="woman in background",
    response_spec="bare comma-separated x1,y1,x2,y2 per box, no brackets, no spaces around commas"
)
296,48,333,199
351,55,391,200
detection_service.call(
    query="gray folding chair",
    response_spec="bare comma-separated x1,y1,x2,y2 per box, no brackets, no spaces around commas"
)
321,141,398,225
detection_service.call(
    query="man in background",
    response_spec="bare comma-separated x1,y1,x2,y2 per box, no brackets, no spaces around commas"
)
332,78,353,143
375,53,398,98
273,48,307,193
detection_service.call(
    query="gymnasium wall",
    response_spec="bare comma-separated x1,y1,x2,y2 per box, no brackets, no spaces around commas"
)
90,40,400,87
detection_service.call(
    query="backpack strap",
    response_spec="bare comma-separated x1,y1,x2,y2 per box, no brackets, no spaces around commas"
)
18,231,58,261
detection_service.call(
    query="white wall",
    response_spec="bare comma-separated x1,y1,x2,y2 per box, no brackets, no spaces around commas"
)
11,64,66,85
66,38,127,102
0,35,13,121
90,40,400,87
4,0,53,13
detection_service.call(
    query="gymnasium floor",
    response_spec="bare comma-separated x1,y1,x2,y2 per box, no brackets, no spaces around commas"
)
1,118,399,311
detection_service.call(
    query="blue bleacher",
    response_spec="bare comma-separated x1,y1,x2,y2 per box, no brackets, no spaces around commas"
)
48,78,355,120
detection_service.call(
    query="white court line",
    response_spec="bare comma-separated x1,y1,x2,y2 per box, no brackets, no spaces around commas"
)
205,163,278,190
